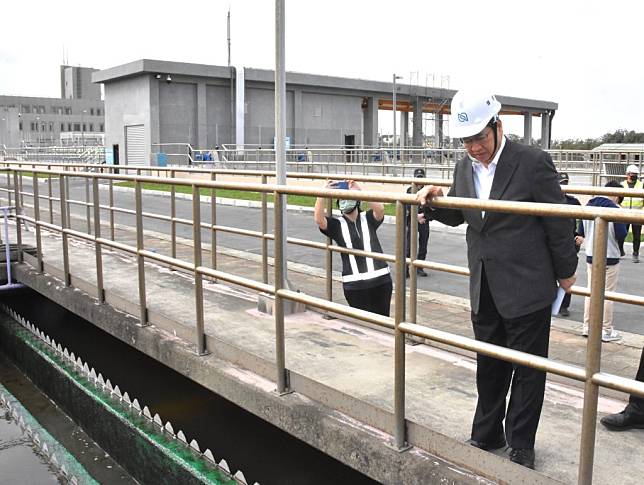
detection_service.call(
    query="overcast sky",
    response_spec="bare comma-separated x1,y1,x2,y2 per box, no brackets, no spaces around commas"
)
1,0,641,141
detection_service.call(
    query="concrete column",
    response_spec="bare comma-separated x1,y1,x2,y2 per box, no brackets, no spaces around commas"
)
541,112,551,149
197,82,207,149
294,88,303,145
412,97,423,147
401,111,408,149
434,112,443,148
148,76,160,147
362,96,378,147
523,112,532,145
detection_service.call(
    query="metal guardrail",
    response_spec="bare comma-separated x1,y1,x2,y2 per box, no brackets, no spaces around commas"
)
2,164,644,484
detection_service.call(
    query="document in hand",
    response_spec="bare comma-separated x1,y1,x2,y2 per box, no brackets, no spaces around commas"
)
551,286,566,316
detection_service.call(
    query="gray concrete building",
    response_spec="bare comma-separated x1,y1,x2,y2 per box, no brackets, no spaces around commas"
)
94,59,558,165
0,66,104,148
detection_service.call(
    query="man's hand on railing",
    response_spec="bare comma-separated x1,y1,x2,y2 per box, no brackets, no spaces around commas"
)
558,275,577,293
416,185,444,206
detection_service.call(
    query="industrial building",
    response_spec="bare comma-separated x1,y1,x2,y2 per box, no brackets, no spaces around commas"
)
0,66,104,147
94,59,558,165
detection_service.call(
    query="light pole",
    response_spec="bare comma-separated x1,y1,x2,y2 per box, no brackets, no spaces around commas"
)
392,74,403,161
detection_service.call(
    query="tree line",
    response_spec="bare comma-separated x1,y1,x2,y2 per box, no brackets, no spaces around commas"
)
551,129,644,150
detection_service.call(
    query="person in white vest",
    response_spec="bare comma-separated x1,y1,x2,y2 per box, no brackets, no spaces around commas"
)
620,164,643,263
314,180,392,316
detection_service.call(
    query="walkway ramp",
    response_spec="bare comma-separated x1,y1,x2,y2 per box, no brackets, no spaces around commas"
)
6,221,644,485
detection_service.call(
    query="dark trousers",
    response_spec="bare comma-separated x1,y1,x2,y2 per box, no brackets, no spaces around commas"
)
561,291,572,310
406,221,430,260
344,280,392,317
627,347,644,415
471,269,551,449
620,224,641,255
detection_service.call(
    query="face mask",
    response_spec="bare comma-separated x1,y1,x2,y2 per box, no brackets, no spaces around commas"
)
629,174,638,182
339,199,359,214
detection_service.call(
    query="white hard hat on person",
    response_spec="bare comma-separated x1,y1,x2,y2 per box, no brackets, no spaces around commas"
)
449,90,502,139
626,164,640,174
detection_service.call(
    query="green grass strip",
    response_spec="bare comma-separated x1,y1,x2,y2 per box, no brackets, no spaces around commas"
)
115,181,399,216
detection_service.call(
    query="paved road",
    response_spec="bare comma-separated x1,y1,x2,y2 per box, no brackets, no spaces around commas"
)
11,177,644,335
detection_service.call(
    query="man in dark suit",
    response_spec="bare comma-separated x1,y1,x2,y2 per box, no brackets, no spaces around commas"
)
416,90,578,469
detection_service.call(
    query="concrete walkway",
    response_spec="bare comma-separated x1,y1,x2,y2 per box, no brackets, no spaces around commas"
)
7,216,644,485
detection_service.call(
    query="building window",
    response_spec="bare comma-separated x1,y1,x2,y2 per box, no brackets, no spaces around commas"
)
21,105,31,113
89,123,94,132
19,122,23,131
100,123,104,132
41,123,46,132
68,123,72,131
60,123,65,132
65,107,72,115
73,123,81,131
49,122,53,132
97,108,101,116
82,123,86,132
90,108,94,115
39,106,46,114
31,122,36,131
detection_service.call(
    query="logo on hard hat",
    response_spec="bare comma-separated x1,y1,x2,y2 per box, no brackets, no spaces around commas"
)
458,113,469,122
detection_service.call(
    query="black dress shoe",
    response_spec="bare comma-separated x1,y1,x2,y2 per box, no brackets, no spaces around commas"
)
466,438,506,451
559,307,570,317
600,410,644,431
416,268,428,277
509,448,535,469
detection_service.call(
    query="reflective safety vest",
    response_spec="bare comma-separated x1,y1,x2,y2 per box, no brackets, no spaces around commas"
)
621,180,644,209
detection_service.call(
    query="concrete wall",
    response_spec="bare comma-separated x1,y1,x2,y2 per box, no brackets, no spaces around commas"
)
104,76,151,163
159,81,197,147
206,83,232,147
299,91,363,146
245,85,294,145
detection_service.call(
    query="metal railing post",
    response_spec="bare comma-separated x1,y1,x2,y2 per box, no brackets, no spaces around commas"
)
92,178,104,303
170,169,177,259
32,172,43,272
210,172,218,273
578,217,608,485
274,190,289,394
85,175,91,234
135,181,148,326
12,172,23,263
261,175,269,284
47,166,53,224
409,184,419,323
108,176,115,241
193,184,207,354
5,170,12,207
394,201,408,449
64,171,71,229
325,196,333,305
59,174,70,286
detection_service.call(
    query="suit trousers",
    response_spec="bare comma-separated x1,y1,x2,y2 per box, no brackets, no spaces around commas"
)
406,220,430,260
471,268,551,449
627,347,644,415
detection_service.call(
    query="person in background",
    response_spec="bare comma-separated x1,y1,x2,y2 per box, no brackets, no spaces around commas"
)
577,180,627,341
620,164,643,263
601,346,644,431
313,180,392,316
406,168,432,277
558,172,582,317
416,90,577,469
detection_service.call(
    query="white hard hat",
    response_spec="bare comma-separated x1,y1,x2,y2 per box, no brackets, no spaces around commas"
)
449,90,502,139
626,164,639,174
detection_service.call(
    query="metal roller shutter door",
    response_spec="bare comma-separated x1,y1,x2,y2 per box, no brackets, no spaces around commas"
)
125,124,145,165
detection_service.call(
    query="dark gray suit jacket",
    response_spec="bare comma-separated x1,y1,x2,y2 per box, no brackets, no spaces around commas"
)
432,140,578,319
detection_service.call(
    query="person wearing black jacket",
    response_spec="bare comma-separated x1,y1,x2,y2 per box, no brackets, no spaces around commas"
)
601,347,644,431
406,168,432,277
557,172,582,317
